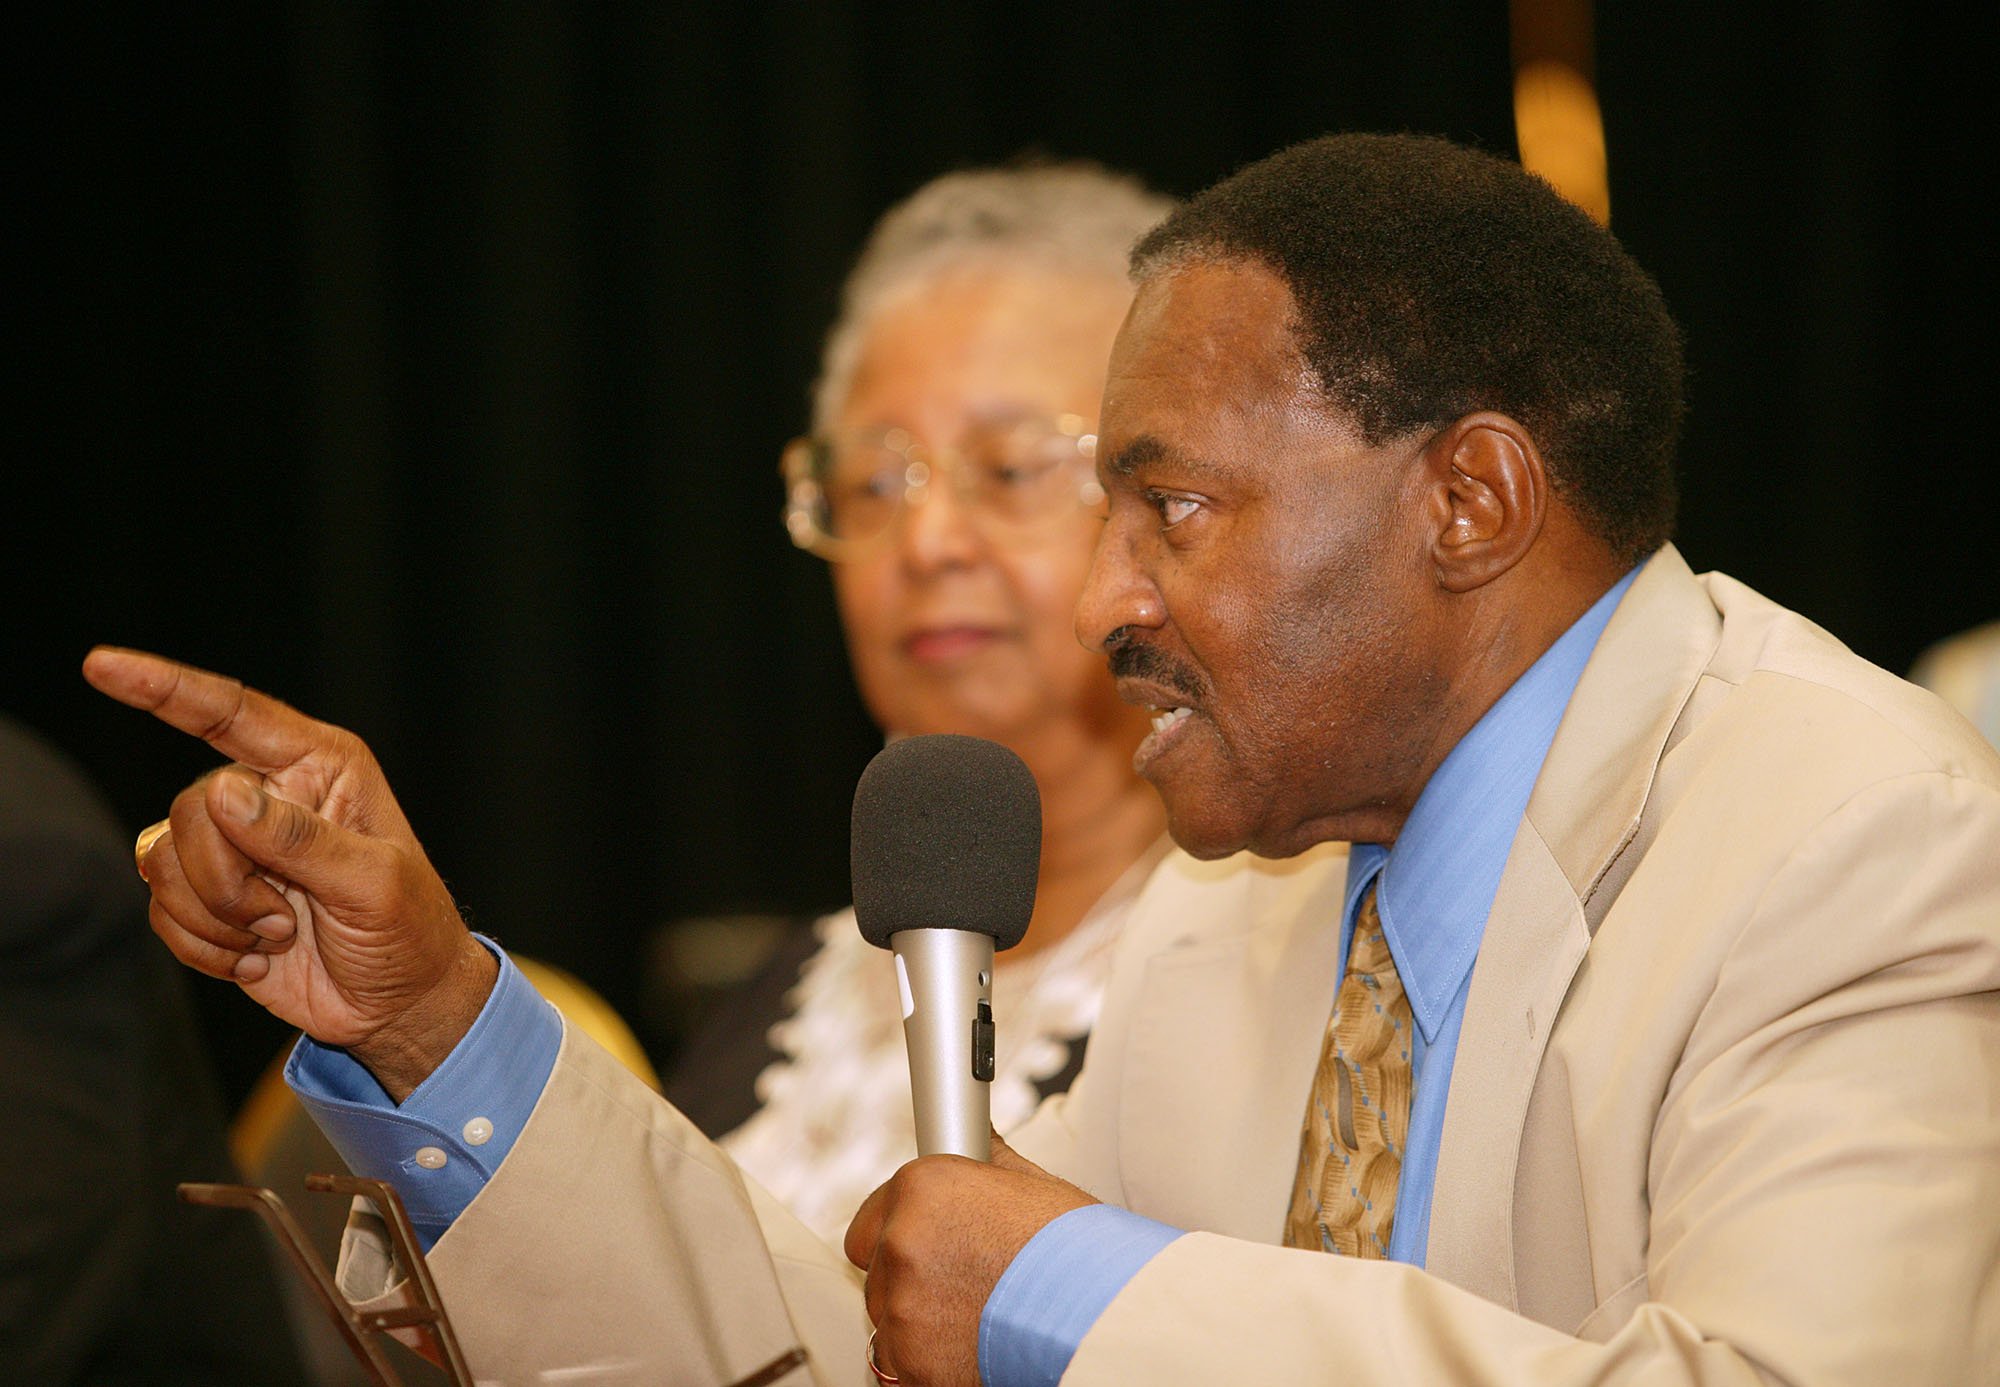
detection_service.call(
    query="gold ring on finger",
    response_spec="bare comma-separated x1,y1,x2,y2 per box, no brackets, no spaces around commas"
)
134,819,172,882
866,1329,900,1385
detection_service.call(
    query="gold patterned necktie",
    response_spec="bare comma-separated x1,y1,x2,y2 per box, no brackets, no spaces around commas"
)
1283,879,1413,1257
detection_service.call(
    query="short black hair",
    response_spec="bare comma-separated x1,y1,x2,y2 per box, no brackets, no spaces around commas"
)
1133,133,1684,565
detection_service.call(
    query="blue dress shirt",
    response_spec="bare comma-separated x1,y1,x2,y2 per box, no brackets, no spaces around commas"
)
287,938,561,1249
977,566,1637,1385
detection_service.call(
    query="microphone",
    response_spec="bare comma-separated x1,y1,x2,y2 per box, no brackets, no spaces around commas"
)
851,734,1039,1160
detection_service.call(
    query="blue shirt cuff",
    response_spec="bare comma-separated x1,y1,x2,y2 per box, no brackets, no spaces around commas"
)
978,1204,1184,1387
284,937,562,1249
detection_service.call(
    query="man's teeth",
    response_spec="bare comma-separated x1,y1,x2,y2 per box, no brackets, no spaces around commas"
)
1149,707,1193,735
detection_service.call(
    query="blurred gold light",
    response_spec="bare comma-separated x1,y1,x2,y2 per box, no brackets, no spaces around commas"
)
1514,58,1610,225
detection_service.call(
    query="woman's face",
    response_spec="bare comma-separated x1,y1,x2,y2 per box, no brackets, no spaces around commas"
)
829,264,1140,751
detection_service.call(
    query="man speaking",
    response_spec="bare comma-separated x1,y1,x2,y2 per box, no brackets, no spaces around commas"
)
90,133,1998,1386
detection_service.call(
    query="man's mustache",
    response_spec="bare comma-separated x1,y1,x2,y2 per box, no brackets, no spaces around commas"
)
1106,634,1208,705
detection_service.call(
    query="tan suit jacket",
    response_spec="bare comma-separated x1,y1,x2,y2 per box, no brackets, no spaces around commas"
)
342,547,2000,1385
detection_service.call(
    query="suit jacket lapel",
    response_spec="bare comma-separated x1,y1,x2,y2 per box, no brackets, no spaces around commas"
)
1117,844,1350,1240
1425,545,1723,1303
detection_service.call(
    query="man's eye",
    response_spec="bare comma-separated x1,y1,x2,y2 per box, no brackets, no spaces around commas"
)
1149,491,1202,528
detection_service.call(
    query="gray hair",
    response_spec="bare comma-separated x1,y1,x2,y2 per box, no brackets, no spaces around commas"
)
813,161,1176,430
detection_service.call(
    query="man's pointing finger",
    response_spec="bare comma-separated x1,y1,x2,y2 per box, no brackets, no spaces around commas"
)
82,646,330,774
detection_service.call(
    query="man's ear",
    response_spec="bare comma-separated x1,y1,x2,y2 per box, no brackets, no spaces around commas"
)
1423,412,1548,593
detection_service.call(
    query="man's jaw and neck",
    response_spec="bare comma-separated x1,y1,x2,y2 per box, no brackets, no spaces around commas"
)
1104,505,1627,862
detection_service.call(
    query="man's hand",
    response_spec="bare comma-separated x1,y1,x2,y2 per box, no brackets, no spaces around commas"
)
83,646,493,1100
845,1132,1096,1387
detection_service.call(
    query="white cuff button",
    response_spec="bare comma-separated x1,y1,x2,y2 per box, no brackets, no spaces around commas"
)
462,1117,494,1146
413,1146,448,1170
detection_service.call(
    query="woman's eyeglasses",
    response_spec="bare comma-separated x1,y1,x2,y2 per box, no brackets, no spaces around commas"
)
781,414,1104,562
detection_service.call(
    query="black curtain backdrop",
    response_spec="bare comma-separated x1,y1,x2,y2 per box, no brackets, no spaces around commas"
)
18,3,1997,1104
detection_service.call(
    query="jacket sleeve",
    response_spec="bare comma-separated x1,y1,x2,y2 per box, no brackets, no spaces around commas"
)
336,1018,870,1387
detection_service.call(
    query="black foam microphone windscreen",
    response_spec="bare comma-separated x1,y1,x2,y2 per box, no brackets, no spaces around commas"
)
851,733,1040,950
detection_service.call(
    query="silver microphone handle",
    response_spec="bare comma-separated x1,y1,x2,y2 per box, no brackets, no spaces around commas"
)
890,928,995,1160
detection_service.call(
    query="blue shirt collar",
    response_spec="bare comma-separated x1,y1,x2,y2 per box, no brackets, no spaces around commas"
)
1356,566,1638,1043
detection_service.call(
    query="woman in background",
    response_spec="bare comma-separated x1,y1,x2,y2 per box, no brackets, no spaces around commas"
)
669,162,1175,1243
